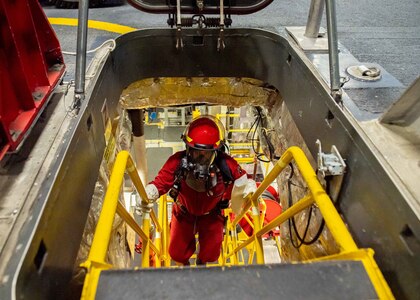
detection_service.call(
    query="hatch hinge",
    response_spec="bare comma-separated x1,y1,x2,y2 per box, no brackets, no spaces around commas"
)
316,139,346,203
168,0,232,50
316,139,346,177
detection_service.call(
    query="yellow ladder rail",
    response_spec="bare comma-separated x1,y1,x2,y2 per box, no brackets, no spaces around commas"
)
231,147,357,252
225,146,394,299
80,151,164,300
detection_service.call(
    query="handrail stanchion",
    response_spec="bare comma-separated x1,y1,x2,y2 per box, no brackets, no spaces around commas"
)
163,195,171,266
141,209,151,267
80,151,130,300
155,196,165,267
150,210,163,233
81,151,163,299
305,0,325,38
251,196,264,264
116,202,161,256
325,0,342,101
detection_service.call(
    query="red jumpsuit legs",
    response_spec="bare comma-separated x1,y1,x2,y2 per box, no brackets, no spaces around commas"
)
169,205,225,265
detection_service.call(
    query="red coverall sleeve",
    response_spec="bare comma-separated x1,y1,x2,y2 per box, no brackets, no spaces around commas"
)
149,151,183,196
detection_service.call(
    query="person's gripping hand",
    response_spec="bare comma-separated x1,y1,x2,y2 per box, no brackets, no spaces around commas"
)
136,184,159,214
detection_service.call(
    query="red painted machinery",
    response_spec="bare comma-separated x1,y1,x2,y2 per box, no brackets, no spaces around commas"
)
0,0,65,160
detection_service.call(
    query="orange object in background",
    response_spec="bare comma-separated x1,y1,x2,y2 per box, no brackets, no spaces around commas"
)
238,199,282,237
235,183,282,237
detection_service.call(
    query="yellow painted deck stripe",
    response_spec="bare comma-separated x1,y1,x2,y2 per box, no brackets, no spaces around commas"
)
48,17,137,34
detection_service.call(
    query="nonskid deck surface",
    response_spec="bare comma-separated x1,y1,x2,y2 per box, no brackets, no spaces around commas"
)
95,261,377,300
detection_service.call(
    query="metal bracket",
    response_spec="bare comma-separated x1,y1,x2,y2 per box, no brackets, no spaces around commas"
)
217,0,226,51
196,0,204,11
176,0,184,49
316,139,346,177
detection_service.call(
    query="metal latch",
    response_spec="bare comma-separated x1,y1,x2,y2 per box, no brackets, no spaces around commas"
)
346,64,382,82
316,139,346,177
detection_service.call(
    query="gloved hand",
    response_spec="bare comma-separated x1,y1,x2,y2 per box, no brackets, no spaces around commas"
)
231,175,256,215
135,201,154,215
135,184,159,214
144,183,159,201
242,178,257,198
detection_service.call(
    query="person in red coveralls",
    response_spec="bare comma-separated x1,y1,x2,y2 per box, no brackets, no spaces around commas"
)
138,115,256,265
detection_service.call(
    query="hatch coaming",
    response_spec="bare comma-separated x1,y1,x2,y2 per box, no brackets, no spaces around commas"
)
84,28,420,299
2,28,418,299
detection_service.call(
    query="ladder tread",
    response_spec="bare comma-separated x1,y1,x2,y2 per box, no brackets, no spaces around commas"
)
96,260,377,299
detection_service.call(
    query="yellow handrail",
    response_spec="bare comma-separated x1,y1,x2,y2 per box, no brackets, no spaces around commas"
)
228,129,254,133
80,151,163,300
216,113,240,119
225,146,393,299
233,147,357,252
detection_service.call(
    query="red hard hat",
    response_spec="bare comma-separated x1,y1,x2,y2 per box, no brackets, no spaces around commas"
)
183,115,225,150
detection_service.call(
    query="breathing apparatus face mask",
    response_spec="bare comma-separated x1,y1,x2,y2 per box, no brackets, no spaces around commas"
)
187,148,216,181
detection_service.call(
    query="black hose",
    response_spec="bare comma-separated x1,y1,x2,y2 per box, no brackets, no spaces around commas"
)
287,163,325,248
246,107,273,163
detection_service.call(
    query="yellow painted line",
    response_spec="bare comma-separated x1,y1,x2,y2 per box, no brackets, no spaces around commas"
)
48,17,137,34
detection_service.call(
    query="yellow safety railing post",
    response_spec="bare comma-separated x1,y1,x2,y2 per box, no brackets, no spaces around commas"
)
251,196,264,264
231,226,241,265
81,151,164,299
242,146,358,253
155,197,164,267
141,211,151,268
163,196,172,266
80,151,130,300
